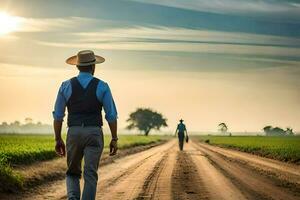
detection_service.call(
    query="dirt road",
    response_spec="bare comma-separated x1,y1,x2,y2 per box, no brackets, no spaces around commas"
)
7,139,300,200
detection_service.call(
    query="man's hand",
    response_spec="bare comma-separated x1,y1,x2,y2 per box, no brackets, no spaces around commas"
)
55,139,66,157
109,139,118,156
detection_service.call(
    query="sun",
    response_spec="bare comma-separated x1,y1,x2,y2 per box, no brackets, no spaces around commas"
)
0,11,22,36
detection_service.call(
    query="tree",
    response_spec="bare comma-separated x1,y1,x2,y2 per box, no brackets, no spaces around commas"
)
263,126,272,135
126,108,168,136
263,125,293,136
11,121,20,126
272,127,286,136
25,117,33,124
286,128,294,135
218,123,228,134
1,122,8,126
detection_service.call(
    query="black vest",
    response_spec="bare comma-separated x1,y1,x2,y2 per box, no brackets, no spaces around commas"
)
67,77,103,127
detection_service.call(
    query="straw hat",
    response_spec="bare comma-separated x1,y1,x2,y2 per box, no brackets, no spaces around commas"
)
66,50,105,66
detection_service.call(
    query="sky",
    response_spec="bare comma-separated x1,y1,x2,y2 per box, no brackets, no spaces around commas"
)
0,0,299,132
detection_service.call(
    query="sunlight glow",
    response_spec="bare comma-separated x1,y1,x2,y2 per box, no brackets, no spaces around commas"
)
0,11,22,35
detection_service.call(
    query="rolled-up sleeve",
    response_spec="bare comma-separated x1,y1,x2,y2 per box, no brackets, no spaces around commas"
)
100,83,118,123
52,83,67,121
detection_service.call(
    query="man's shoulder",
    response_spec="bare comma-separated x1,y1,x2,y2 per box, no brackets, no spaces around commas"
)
94,77,107,84
94,77,110,89
59,78,73,92
178,123,185,128
61,76,81,86
62,78,72,86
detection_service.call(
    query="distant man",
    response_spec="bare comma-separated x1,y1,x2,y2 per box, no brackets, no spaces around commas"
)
175,119,188,151
53,50,118,200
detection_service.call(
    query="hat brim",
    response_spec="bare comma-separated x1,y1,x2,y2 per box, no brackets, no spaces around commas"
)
66,55,105,66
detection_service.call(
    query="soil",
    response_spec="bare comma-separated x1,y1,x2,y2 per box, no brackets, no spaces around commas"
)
1,139,299,200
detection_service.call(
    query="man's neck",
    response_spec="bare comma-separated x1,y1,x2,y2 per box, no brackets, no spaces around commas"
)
79,72,93,76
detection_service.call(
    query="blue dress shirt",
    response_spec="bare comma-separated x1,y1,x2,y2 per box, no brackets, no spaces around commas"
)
177,123,186,133
53,72,118,123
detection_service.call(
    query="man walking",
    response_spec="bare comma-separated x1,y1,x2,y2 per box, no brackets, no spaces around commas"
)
53,50,118,200
175,119,188,151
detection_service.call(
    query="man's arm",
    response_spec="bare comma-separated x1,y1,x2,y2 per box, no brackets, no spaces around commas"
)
54,120,63,141
108,120,118,139
54,120,65,156
100,82,118,156
108,120,118,156
185,126,188,137
53,82,68,157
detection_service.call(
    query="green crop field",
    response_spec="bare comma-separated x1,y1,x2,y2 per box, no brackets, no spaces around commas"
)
0,134,167,191
196,135,300,164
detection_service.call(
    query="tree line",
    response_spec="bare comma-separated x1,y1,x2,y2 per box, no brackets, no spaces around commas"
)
263,126,295,136
0,111,296,136
217,123,295,136
126,108,296,136
0,118,52,134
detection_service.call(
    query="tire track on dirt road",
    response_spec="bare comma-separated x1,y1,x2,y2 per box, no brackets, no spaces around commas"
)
135,153,169,199
135,145,177,200
96,140,176,200
171,150,210,200
193,142,300,200
173,141,245,200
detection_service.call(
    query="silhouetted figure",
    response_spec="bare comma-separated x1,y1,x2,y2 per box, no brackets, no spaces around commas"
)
175,119,188,151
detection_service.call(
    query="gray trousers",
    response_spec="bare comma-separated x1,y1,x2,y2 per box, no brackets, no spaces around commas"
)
66,126,104,200
178,132,185,151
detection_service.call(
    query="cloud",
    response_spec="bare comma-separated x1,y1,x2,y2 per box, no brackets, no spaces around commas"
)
130,0,300,21
3,17,299,69
38,40,300,58
18,17,90,32
14,16,125,33
73,26,300,47
37,26,300,61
